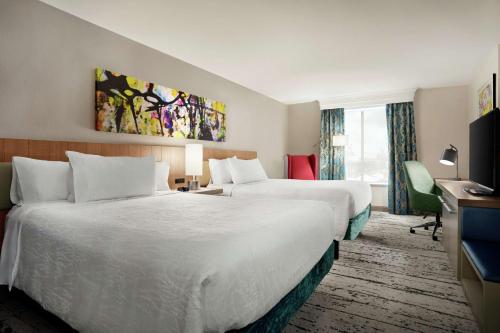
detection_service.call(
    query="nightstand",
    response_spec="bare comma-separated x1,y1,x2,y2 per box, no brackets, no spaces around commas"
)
187,187,223,195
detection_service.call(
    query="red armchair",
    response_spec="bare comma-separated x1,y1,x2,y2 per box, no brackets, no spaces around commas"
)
287,154,318,180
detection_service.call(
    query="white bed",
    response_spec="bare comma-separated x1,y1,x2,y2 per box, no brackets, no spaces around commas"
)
208,179,372,241
0,192,335,333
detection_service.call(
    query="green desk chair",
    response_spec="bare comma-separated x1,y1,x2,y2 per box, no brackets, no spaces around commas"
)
403,161,442,241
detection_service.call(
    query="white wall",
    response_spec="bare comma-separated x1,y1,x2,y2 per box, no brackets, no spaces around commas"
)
287,101,321,157
468,45,500,123
0,0,288,178
414,86,470,179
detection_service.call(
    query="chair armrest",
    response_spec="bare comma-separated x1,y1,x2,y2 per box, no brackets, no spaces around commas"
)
432,185,442,196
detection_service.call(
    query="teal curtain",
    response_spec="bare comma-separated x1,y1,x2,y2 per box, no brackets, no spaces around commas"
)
386,102,417,215
320,108,344,180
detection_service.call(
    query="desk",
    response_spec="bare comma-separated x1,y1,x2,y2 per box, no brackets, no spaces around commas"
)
436,179,500,280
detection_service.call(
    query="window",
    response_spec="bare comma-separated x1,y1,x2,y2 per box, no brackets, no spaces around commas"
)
344,106,388,184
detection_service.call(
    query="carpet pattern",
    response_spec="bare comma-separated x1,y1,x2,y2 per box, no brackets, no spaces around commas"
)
284,211,479,333
0,212,478,332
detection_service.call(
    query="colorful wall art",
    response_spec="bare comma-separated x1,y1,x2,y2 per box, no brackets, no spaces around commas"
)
95,68,226,141
478,81,493,117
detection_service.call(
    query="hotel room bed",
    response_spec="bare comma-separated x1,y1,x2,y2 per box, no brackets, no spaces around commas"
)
209,179,372,240
0,192,336,333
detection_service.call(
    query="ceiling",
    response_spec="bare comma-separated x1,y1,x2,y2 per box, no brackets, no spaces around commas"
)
40,0,500,104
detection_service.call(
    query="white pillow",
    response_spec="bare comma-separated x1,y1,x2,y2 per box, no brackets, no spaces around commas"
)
10,157,71,204
66,151,155,202
10,163,21,204
155,161,170,191
208,158,234,185
227,158,268,184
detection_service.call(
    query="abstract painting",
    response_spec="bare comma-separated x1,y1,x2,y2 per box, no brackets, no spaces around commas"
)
95,68,226,141
478,81,493,117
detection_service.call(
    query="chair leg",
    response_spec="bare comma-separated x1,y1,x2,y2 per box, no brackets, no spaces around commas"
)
432,214,441,241
422,214,429,229
410,221,436,233
410,213,441,240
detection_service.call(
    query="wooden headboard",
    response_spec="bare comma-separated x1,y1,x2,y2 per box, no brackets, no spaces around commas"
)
0,138,256,189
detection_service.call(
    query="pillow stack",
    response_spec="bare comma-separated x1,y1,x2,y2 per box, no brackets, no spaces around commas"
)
66,151,156,202
208,157,268,185
9,151,269,204
208,158,234,185
227,158,268,184
10,152,171,205
10,157,72,204
155,161,170,191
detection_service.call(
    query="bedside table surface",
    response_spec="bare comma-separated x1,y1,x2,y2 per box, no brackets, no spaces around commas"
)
187,187,223,195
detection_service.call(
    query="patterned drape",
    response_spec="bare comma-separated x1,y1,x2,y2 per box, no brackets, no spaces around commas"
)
386,102,417,214
320,108,345,180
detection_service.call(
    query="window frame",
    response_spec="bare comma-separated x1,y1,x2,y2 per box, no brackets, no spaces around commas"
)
344,105,388,186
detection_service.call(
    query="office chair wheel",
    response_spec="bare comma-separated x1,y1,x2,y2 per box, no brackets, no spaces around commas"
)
432,235,438,241
410,228,415,234
424,226,429,230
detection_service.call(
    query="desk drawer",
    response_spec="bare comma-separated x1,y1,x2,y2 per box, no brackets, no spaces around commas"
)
439,193,460,279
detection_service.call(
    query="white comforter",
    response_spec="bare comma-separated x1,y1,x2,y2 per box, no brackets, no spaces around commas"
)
0,193,335,333
210,179,372,241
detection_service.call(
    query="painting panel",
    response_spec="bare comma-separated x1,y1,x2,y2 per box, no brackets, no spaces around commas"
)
478,81,493,117
95,68,226,142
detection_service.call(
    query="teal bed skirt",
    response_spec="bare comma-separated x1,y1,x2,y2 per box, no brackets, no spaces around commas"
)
343,204,371,240
232,241,336,333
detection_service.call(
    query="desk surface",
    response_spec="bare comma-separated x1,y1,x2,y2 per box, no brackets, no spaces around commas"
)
436,179,500,209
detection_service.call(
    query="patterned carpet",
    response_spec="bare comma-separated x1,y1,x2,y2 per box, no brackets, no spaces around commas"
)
285,211,479,333
0,212,478,333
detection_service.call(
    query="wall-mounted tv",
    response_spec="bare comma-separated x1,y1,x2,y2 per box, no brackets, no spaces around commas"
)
468,108,500,195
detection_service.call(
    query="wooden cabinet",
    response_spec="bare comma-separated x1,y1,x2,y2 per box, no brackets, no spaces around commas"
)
436,179,500,281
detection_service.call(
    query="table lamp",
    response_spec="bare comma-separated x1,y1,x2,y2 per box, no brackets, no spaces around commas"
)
439,144,460,180
185,144,203,190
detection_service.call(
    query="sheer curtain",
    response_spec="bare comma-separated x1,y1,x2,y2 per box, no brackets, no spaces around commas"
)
320,108,345,180
386,102,417,214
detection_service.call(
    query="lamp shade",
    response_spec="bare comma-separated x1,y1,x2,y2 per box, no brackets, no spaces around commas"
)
440,145,457,166
331,135,347,147
185,144,203,176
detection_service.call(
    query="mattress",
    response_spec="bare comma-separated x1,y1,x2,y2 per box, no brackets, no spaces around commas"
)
0,192,335,333
234,241,336,333
209,179,372,241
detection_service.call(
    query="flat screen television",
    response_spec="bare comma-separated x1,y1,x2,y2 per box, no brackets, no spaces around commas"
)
468,108,500,195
